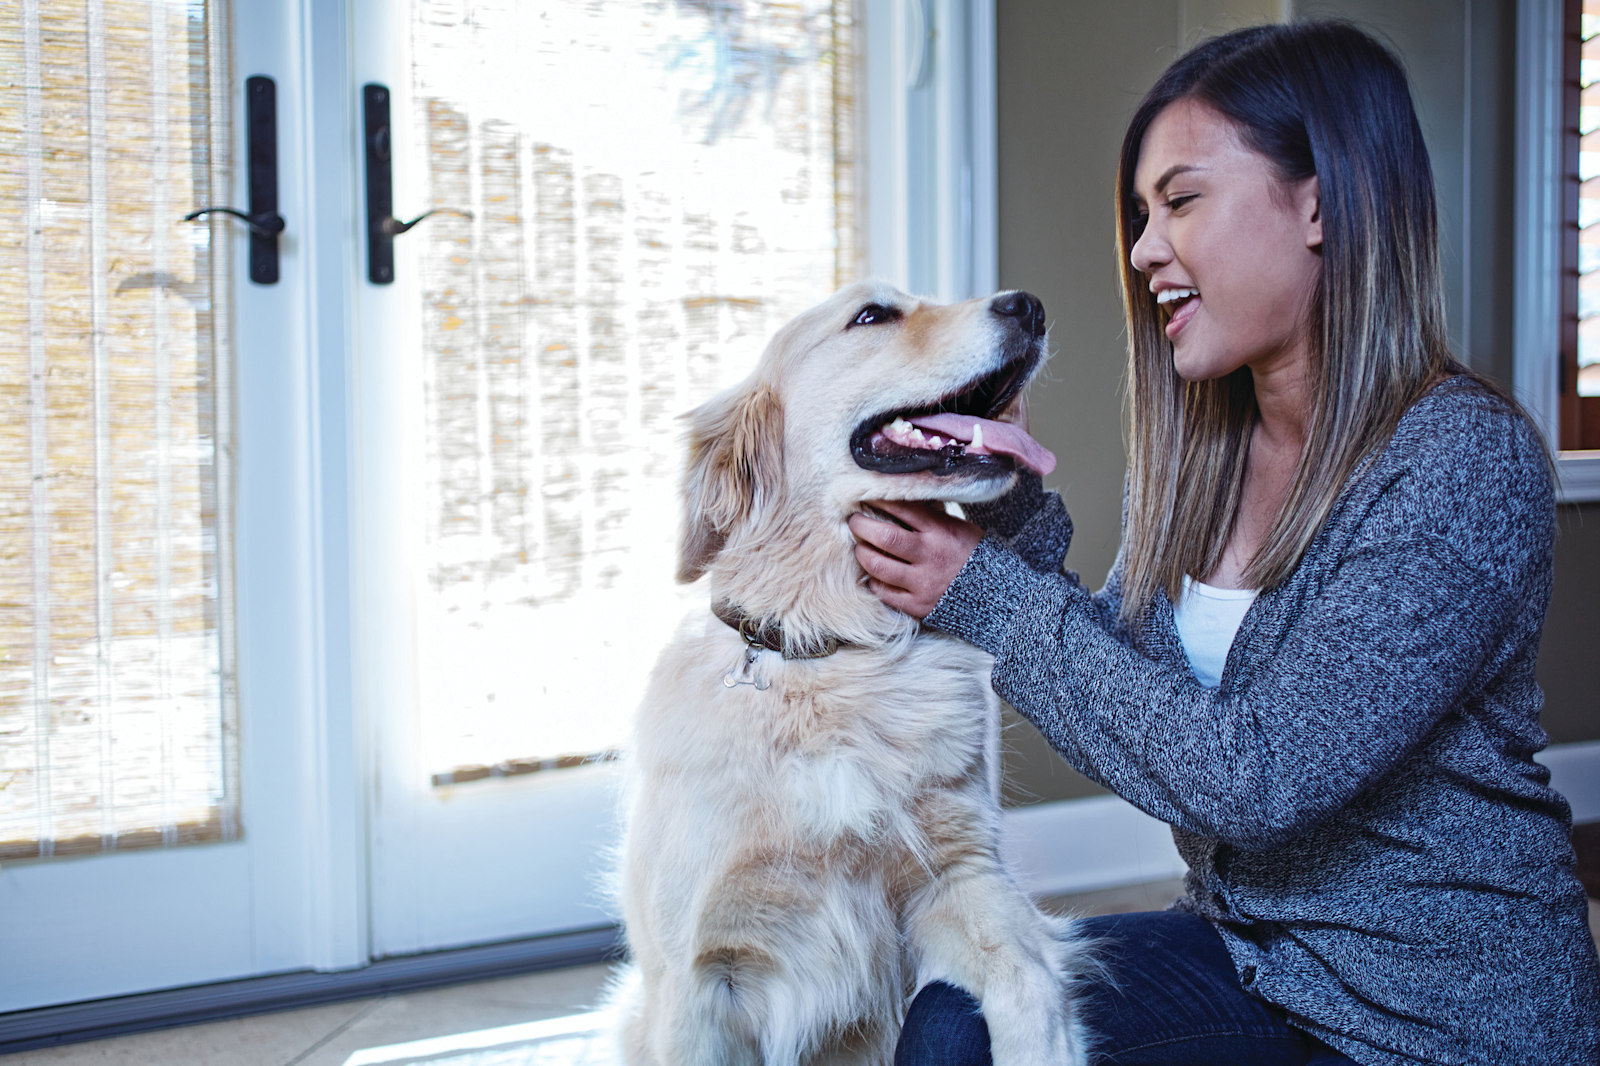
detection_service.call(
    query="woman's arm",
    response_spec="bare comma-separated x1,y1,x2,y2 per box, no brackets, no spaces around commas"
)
864,387,1552,849
925,526,1525,851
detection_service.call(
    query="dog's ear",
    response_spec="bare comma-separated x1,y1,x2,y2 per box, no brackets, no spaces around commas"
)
677,382,785,583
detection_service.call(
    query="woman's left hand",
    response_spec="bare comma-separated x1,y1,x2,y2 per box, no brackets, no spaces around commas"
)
848,500,984,620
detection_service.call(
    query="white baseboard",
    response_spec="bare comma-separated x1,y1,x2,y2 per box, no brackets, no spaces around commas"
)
1003,739,1600,900
1001,794,1184,898
1539,739,1600,822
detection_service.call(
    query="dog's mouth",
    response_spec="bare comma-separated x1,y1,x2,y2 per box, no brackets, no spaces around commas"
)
848,350,1054,477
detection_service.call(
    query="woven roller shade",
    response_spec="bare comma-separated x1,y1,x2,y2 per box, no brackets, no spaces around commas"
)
405,0,859,785
0,0,235,861
1577,6,1600,397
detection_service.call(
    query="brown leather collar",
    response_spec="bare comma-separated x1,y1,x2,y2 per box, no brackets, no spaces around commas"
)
712,601,845,660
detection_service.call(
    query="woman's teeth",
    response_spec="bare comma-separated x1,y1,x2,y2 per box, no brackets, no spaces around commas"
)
1156,287,1198,305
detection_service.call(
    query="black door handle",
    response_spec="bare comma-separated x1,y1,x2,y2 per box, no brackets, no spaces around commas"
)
363,83,471,285
184,75,283,285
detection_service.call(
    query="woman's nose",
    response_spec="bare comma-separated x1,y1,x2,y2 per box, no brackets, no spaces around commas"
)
1129,217,1168,276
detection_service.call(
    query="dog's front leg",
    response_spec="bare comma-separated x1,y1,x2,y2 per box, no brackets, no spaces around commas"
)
646,972,765,1066
903,790,1090,1066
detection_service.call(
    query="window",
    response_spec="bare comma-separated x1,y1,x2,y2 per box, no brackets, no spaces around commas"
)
0,0,1000,1010
0,0,236,861
401,0,860,785
374,0,998,790
1564,0,1600,448
1517,0,1600,497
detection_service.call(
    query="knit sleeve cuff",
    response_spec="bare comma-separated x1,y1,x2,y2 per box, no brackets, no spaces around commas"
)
962,471,1048,536
962,472,1073,574
923,536,1048,655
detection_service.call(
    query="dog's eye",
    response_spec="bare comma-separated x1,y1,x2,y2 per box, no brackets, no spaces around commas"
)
850,303,898,328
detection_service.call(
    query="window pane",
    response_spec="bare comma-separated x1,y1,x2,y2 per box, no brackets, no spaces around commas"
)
1579,3,1600,395
0,0,236,859
405,0,859,784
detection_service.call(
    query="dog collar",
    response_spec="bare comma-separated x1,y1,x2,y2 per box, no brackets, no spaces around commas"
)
712,601,845,660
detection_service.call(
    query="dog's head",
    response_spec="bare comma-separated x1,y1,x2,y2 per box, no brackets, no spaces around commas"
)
678,281,1051,584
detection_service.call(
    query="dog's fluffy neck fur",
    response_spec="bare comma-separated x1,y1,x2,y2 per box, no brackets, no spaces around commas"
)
706,501,918,656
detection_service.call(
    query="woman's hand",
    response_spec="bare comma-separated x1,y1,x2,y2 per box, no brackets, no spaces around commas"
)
848,500,984,620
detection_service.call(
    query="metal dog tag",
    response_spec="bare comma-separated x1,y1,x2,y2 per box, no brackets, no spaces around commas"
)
723,646,771,691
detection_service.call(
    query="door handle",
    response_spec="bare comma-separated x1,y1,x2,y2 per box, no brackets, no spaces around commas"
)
363,83,471,285
184,75,283,285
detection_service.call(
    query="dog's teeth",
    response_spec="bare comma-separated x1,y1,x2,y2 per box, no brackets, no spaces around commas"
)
889,417,912,434
970,423,983,450
910,429,925,444
928,435,943,448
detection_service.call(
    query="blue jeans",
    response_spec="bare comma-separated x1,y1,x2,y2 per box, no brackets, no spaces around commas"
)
895,910,1361,1065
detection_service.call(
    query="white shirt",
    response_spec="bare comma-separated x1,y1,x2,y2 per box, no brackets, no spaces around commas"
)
1172,576,1259,688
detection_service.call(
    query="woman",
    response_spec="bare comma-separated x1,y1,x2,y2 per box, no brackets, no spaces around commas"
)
850,21,1600,1066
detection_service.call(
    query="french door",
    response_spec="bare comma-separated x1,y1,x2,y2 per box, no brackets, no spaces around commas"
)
0,0,358,1011
3,0,987,1013
350,0,865,957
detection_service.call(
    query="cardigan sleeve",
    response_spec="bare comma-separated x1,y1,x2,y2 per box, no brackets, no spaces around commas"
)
926,529,1521,850
959,471,1073,575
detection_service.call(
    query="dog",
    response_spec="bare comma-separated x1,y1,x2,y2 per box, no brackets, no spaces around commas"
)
610,281,1090,1065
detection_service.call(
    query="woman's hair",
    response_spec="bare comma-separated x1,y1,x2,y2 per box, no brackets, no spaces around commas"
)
1113,19,1464,623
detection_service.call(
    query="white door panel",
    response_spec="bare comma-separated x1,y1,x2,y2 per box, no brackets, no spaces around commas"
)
0,0,358,1008
350,0,865,956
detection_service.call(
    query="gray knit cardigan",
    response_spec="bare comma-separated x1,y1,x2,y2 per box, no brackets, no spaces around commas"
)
924,377,1600,1065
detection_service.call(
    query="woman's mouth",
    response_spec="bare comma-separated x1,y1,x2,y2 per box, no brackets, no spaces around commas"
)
1157,287,1199,339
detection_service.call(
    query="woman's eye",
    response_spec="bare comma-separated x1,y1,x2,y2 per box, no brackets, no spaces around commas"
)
851,303,895,327
1166,194,1196,211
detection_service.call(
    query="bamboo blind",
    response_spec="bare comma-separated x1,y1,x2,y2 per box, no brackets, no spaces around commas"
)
406,0,859,784
1578,2,1600,396
0,0,235,860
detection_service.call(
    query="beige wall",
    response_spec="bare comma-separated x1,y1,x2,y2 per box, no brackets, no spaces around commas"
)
995,0,1600,806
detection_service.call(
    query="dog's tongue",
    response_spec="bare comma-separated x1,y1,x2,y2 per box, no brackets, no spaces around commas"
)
909,413,1056,476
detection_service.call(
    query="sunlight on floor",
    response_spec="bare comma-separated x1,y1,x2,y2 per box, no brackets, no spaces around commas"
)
341,1010,617,1066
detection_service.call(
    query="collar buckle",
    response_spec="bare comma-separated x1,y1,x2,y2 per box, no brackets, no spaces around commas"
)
714,602,844,660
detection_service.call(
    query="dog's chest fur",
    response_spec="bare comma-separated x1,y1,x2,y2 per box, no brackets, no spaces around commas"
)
625,621,999,904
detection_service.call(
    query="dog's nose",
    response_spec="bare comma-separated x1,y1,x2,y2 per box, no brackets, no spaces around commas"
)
990,290,1046,338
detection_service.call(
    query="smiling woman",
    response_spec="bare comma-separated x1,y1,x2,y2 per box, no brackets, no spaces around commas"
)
1113,22,1453,617
1129,98,1322,385
863,20,1599,1066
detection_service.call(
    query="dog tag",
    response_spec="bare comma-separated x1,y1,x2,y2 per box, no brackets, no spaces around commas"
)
723,646,772,691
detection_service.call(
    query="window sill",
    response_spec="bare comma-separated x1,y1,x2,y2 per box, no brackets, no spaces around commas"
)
1558,452,1600,503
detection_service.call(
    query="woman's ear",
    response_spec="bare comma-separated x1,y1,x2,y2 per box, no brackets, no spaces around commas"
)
1302,175,1322,250
676,382,785,584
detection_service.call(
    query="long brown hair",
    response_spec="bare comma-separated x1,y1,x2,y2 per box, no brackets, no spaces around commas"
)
1114,21,1461,623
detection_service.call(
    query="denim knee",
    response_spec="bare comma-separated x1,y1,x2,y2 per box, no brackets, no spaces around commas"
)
895,981,992,1066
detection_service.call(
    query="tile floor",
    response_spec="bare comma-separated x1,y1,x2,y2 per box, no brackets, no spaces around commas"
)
8,880,1598,1065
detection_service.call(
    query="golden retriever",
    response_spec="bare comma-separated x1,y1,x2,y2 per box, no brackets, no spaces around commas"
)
611,281,1089,1065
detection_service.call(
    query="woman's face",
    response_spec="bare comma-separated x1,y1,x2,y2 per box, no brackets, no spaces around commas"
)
1129,98,1323,385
